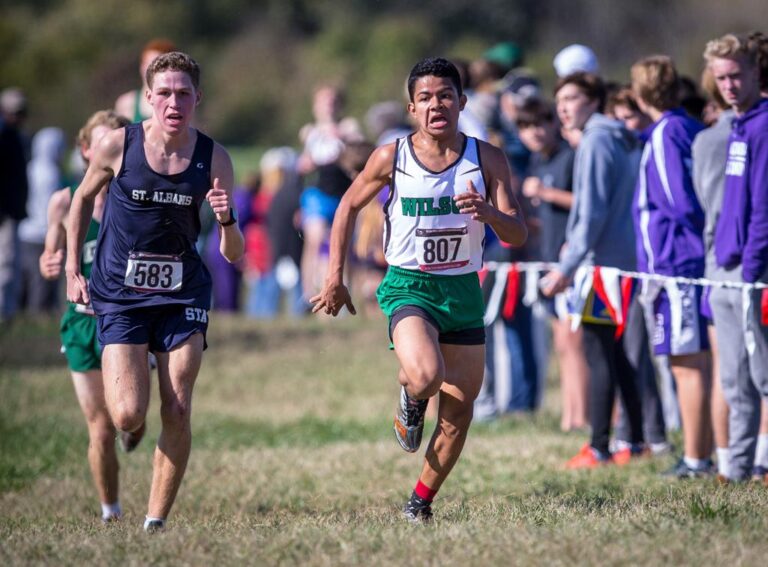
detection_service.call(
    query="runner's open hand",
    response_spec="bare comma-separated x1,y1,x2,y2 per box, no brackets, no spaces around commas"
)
453,180,496,223
206,177,232,224
310,281,357,317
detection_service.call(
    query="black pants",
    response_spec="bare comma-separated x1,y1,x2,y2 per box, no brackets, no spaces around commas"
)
614,297,667,445
583,320,644,454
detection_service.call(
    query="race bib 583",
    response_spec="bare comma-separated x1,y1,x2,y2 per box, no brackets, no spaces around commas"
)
124,252,183,292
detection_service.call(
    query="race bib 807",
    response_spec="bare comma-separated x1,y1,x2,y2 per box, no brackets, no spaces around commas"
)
415,226,470,272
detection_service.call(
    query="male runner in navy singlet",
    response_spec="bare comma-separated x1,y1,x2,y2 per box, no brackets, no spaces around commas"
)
66,52,244,531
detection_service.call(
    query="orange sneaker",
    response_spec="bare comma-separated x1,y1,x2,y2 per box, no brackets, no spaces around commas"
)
612,444,648,466
566,444,611,469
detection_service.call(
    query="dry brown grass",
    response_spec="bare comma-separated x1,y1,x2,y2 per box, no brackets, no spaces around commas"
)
2,314,768,566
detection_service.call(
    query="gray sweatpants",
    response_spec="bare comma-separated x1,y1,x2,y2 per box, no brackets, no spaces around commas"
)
709,271,768,480
614,296,667,445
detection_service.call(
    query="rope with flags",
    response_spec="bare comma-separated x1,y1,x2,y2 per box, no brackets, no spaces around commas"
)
481,261,768,334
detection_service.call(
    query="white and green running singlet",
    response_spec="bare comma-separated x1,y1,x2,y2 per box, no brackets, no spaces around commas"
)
382,135,487,275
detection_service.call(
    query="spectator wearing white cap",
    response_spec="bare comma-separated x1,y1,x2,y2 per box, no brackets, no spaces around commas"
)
553,44,600,78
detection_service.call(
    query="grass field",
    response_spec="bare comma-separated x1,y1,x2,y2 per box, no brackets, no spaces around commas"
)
1,314,767,566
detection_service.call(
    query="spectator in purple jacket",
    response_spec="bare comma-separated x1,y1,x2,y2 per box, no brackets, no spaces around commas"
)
631,55,712,478
705,33,768,482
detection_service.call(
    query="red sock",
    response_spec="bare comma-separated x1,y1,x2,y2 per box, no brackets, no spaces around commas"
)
414,479,438,502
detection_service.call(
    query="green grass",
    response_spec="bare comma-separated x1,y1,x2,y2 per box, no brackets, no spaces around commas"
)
2,313,767,566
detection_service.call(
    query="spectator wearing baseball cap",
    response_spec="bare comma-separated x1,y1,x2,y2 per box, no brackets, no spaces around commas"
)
553,44,600,78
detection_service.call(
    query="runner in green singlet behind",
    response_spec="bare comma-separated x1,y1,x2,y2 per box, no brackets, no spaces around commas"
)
39,110,135,523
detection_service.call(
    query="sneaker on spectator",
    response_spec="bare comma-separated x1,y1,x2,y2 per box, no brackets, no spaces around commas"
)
751,464,768,484
612,443,647,466
661,458,714,479
566,443,612,469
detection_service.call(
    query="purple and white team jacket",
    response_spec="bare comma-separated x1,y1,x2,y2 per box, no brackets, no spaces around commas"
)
714,98,768,283
633,108,705,277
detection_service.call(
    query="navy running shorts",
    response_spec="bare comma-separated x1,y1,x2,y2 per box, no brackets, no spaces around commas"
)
97,304,209,353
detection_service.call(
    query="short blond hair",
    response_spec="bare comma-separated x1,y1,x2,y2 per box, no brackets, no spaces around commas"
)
631,55,679,111
76,110,129,148
704,33,758,67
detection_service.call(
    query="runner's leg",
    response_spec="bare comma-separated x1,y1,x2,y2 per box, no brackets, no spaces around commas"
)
102,343,152,433
71,370,119,508
417,342,484,492
393,316,444,399
146,333,203,519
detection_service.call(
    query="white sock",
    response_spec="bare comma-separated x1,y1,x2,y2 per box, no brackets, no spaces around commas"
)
756,434,768,467
683,456,709,471
144,516,165,530
101,501,122,520
716,447,730,477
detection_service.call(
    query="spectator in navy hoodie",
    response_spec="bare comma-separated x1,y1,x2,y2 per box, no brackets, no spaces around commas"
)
630,55,712,478
705,33,768,482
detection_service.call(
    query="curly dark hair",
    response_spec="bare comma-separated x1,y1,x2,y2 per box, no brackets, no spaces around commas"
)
407,57,462,101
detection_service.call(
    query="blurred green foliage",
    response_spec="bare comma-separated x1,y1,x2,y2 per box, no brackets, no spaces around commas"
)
0,0,764,147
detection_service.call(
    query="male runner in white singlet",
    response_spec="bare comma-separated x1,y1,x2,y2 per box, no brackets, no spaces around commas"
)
312,58,526,522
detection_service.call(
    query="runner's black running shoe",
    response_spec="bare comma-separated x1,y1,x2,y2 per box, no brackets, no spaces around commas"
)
119,421,146,453
403,492,433,523
393,386,428,453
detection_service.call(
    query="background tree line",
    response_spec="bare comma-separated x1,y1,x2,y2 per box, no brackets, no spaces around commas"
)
0,0,764,147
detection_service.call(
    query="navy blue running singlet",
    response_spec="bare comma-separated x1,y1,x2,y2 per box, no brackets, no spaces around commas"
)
89,122,214,314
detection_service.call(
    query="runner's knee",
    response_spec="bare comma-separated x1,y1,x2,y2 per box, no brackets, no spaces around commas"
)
88,417,117,450
160,398,191,429
403,362,443,399
111,404,146,433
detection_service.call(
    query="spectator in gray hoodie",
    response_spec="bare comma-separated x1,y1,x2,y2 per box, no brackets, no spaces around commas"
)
542,72,647,467
18,127,66,314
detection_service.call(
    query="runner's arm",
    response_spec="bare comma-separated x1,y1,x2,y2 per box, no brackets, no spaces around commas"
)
39,188,70,280
311,143,395,315
65,128,123,304
208,143,244,263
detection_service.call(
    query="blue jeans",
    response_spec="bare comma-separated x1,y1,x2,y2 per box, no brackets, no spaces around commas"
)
247,270,307,319
476,302,539,417
246,271,280,319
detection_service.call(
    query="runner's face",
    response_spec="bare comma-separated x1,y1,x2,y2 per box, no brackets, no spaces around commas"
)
147,70,200,134
408,76,465,137
556,83,598,131
709,56,760,112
